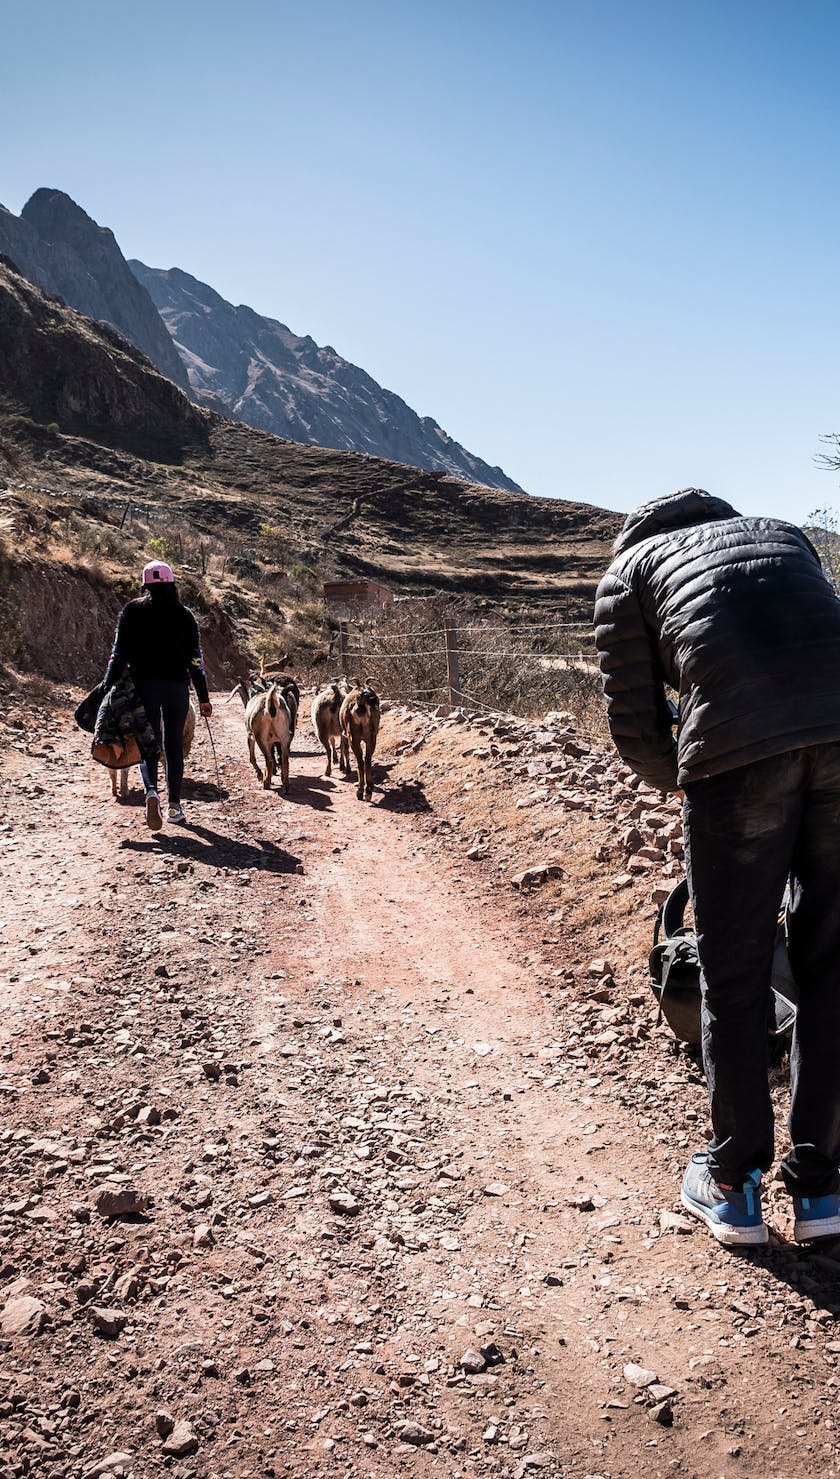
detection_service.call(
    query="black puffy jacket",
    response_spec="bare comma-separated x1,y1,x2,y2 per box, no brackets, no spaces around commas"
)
103,590,210,705
593,488,840,792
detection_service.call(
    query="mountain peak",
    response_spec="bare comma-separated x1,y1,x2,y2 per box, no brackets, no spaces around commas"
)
0,190,190,390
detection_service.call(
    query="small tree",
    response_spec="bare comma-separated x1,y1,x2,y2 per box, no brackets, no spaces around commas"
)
806,507,840,592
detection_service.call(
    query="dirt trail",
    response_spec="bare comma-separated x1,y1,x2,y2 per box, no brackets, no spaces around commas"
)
1,690,839,1479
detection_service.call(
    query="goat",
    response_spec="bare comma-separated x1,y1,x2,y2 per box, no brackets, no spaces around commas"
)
244,666,300,772
311,678,350,775
110,701,196,798
242,683,294,792
258,660,300,741
339,679,381,800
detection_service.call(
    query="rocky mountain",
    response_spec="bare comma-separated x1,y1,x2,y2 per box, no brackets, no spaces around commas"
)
0,186,522,491
129,261,523,492
0,258,618,612
0,189,190,391
0,255,207,461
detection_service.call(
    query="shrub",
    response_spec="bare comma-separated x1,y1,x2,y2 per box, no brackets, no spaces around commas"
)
146,534,179,563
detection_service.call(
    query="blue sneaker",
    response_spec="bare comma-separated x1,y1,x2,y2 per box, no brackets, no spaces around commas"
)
792,1194,840,1243
680,1152,768,1246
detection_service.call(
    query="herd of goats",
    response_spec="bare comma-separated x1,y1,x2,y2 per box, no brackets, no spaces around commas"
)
230,668,381,801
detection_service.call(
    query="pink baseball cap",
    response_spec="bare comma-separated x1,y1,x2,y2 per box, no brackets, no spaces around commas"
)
142,561,175,584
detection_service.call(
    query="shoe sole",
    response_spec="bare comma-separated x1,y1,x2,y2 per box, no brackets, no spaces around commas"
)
794,1216,840,1243
680,1188,769,1246
146,795,163,831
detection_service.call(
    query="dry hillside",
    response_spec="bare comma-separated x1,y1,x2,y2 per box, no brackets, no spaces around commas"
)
0,256,619,688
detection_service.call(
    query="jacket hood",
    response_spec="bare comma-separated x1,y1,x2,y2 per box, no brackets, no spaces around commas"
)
613,488,740,555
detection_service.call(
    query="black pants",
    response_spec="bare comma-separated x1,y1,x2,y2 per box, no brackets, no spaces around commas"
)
135,678,189,806
685,746,840,1195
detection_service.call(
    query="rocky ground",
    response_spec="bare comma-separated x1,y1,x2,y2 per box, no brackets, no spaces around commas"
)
1,681,840,1479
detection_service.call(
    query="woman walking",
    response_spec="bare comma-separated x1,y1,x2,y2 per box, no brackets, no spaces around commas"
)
104,560,212,830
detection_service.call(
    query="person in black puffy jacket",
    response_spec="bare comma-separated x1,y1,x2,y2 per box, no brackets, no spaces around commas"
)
104,560,212,831
595,488,840,1248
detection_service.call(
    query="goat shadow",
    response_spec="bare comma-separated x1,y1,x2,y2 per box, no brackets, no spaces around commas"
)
277,774,334,811
375,779,432,813
120,821,301,874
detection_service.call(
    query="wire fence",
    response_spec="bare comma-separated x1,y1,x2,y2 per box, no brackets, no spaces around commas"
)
335,596,604,732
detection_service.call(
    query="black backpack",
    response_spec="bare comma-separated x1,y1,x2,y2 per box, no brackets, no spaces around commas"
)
649,878,797,1047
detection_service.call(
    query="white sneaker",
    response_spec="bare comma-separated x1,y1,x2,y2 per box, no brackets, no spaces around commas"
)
145,791,163,831
168,804,187,825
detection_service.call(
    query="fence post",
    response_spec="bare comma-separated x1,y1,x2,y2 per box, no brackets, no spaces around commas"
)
444,619,461,708
339,620,349,677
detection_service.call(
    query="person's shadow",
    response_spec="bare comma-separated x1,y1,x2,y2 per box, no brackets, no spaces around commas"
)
120,821,301,873
739,1233,840,1315
181,778,229,802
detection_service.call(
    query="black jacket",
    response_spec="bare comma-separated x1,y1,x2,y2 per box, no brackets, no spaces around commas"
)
593,488,840,791
104,592,210,704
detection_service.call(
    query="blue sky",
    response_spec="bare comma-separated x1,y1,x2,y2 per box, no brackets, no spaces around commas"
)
2,0,839,522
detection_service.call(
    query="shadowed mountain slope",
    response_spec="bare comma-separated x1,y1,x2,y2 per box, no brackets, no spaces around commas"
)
0,255,207,461
0,189,190,391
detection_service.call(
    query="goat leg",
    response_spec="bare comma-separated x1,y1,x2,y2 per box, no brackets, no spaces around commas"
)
258,739,275,790
248,733,265,786
352,736,365,800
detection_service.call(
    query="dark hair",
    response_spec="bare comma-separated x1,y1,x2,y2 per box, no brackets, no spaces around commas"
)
142,581,181,604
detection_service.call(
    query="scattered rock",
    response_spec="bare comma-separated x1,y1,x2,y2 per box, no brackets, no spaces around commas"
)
459,1347,487,1373
83,1453,134,1478
1,1293,48,1336
329,1191,359,1216
94,1186,148,1219
91,1306,127,1339
161,1419,199,1456
397,1421,435,1446
511,861,563,890
659,1209,693,1234
624,1362,658,1388
650,1399,673,1426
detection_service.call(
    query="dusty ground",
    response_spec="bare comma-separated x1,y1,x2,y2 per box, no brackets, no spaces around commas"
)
1,684,840,1479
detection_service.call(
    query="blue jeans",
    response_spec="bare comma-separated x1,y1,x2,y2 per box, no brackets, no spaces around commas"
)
685,745,840,1195
135,678,190,806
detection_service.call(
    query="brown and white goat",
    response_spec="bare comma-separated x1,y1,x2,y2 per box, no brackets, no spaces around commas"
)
311,678,350,775
231,679,294,792
110,701,196,798
339,680,381,800
258,661,300,742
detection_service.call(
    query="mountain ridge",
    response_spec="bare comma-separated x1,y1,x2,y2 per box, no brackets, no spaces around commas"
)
131,258,523,492
0,186,523,492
